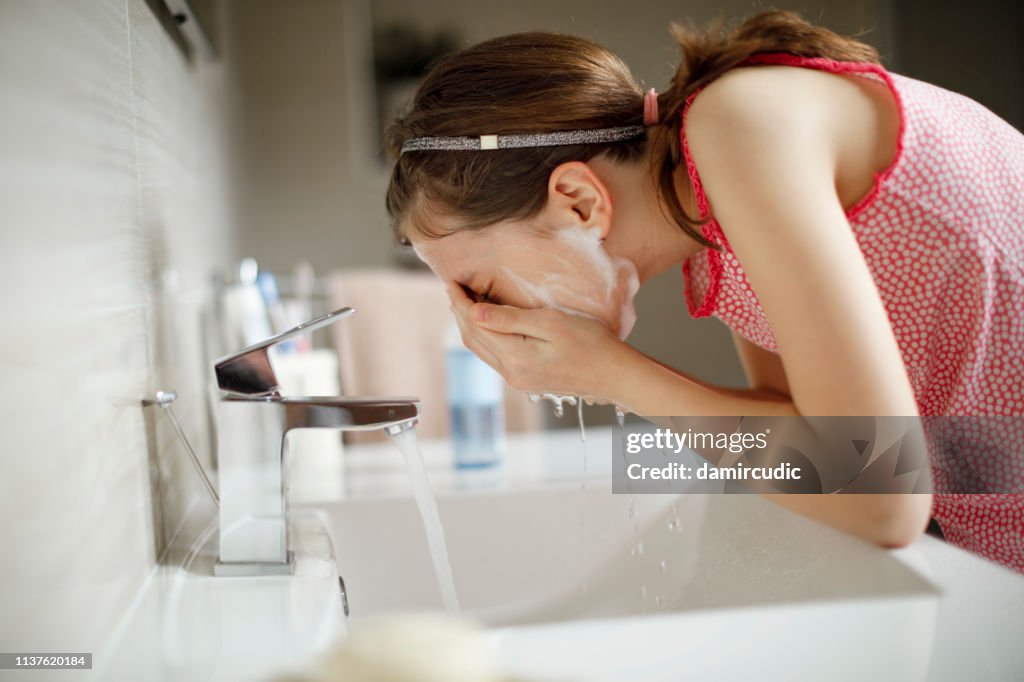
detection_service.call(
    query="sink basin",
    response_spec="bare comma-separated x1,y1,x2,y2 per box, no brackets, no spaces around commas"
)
306,417,944,682
317,488,940,680
317,489,936,625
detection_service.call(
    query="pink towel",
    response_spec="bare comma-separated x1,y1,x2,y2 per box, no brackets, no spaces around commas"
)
326,268,543,443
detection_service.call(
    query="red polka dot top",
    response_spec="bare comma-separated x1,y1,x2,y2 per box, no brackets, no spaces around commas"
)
678,52,1024,573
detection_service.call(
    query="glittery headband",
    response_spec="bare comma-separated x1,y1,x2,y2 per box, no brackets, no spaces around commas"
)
399,125,645,155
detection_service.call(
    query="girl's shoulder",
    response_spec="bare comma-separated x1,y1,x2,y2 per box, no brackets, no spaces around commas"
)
683,62,839,164
681,62,840,206
686,60,838,119
685,57,881,148
684,58,901,215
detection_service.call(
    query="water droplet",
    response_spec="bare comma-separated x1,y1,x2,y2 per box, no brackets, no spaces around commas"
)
640,584,648,601
655,595,664,607
659,559,668,572
630,541,645,556
666,518,677,530
627,500,638,518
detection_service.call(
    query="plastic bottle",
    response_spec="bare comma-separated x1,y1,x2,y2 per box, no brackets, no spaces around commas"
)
444,322,506,468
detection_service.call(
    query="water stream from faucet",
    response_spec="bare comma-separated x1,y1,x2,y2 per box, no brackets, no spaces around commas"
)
390,428,461,615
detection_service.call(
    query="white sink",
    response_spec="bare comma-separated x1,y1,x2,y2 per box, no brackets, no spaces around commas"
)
320,490,935,625
316,488,941,680
301,424,948,681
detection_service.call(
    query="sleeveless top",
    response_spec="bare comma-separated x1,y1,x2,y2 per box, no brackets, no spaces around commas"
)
678,52,1024,572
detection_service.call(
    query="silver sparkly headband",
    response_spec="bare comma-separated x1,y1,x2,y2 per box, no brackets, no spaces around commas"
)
399,125,645,155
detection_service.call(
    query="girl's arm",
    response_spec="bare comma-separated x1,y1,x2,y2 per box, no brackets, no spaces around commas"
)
606,65,931,546
730,330,792,398
606,342,937,544
464,291,933,547
729,332,932,548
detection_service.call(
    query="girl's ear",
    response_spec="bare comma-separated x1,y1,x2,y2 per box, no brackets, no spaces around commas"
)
546,161,614,239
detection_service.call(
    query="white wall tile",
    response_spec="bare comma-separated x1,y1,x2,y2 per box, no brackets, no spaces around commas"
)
0,0,236,655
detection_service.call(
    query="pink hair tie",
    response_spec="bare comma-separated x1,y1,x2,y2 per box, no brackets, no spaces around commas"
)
643,88,659,126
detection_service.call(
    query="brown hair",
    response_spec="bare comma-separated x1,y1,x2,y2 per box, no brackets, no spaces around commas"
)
384,9,880,247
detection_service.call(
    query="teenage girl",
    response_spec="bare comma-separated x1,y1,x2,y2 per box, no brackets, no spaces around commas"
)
384,10,1024,572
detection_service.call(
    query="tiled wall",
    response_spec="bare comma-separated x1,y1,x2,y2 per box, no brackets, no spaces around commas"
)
0,0,236,656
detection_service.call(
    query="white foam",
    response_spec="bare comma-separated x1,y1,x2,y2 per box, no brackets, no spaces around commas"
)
414,224,640,341
527,392,578,418
499,268,602,322
502,225,641,340
617,264,640,341
555,225,617,293
553,224,640,341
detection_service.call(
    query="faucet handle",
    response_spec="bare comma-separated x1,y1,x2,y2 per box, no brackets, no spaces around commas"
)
214,307,354,396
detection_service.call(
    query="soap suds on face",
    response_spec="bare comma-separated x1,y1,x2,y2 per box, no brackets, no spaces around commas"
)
538,224,640,341
499,267,603,322
411,242,436,270
617,266,640,340
554,226,617,292
414,224,640,340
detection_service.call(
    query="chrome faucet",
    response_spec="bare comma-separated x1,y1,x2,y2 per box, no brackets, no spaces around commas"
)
212,307,419,576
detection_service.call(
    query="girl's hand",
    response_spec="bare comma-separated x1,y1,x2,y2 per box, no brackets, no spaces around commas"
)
446,281,628,399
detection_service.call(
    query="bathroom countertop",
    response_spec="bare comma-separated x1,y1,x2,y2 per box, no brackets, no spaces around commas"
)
92,512,345,682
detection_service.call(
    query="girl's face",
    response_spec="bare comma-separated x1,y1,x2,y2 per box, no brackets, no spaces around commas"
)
410,219,640,340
